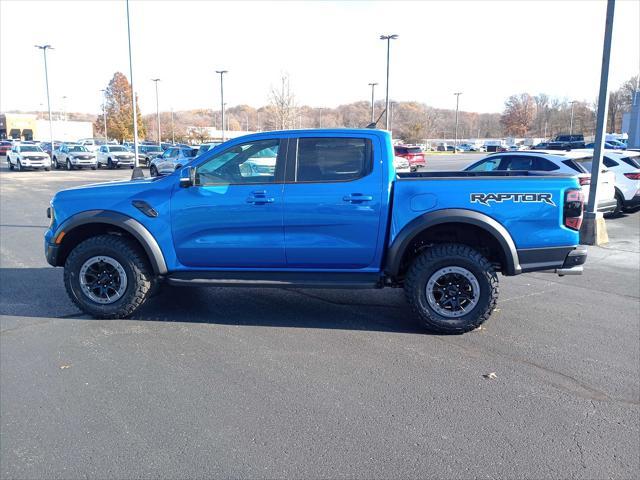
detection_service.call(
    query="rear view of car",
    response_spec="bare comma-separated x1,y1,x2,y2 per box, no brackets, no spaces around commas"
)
0,140,12,157
394,145,425,172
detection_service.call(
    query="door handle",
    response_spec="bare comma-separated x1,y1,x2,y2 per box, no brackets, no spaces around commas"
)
246,195,275,204
343,193,374,203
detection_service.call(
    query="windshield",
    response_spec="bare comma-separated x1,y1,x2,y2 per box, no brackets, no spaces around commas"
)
69,145,88,152
20,146,43,153
110,146,127,152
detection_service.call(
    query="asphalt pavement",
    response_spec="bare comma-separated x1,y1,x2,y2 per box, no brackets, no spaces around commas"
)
1,158,638,479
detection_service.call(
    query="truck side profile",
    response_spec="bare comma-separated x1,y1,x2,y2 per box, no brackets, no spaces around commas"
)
45,129,586,333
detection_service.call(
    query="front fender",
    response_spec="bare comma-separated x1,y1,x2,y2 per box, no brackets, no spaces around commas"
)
52,210,167,274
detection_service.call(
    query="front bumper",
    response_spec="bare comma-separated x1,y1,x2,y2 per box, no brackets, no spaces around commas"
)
45,241,60,267
623,193,640,209
597,198,617,214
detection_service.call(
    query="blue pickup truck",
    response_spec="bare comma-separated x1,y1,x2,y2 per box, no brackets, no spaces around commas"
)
45,129,587,333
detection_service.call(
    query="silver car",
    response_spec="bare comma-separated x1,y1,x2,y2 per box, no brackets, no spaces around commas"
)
52,144,97,170
96,145,136,169
149,146,197,176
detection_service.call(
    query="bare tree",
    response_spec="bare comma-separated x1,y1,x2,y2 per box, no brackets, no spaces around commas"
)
269,74,296,130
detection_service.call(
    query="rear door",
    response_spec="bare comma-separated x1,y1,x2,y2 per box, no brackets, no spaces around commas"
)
282,134,383,269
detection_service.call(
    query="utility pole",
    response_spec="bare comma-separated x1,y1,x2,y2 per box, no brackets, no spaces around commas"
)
151,78,161,145
216,70,228,140
35,45,54,151
583,0,615,246
100,89,108,142
454,92,462,153
380,34,398,130
368,82,378,123
125,0,139,166
569,100,577,136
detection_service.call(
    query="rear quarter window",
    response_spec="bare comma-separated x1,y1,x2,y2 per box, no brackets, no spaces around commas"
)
561,159,588,173
621,156,640,169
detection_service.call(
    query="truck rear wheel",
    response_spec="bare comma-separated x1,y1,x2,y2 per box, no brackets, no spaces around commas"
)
404,243,498,334
64,234,153,319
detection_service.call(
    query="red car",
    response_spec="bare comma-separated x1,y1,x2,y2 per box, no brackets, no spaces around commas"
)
393,145,425,171
0,141,12,157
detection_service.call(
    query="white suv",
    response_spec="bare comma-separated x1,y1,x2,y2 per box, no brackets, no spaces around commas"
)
96,145,136,169
602,151,640,214
7,144,51,171
464,150,617,214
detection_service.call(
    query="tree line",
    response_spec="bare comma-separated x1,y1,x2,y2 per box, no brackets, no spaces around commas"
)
87,72,639,144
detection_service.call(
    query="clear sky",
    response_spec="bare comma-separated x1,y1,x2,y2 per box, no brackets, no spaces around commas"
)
1,0,638,116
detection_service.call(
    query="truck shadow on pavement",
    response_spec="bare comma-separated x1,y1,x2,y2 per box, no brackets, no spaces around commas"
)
0,268,424,334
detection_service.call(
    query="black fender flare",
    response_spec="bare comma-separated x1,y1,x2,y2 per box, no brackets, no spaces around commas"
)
54,210,167,274
384,209,521,277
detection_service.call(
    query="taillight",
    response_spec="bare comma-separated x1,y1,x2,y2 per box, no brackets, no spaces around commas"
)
623,172,640,180
579,176,591,186
564,188,584,231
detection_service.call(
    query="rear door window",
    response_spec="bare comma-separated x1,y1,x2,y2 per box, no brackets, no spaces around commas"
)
294,138,372,182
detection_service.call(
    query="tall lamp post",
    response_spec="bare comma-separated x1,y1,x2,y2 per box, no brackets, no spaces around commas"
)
125,0,139,166
35,44,54,152
100,89,108,143
368,82,378,123
151,78,161,145
583,0,615,245
216,70,228,141
569,100,577,136
453,92,462,152
380,34,398,131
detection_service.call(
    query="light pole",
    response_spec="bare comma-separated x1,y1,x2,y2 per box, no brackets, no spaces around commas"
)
100,89,108,143
569,100,577,136
368,82,378,123
583,0,615,245
216,70,228,140
35,45,54,151
380,34,398,131
151,78,161,145
454,92,462,152
125,0,139,166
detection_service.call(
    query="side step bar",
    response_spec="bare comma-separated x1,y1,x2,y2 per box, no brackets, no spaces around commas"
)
166,271,382,289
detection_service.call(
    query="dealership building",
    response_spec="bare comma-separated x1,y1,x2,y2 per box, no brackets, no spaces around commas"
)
0,113,93,142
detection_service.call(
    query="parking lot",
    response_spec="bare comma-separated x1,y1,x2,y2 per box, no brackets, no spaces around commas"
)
1,157,638,478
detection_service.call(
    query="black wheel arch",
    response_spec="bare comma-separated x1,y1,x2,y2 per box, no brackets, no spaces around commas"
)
384,209,520,278
52,210,167,275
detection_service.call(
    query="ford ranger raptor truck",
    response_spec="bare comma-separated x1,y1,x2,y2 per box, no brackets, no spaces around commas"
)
45,129,586,333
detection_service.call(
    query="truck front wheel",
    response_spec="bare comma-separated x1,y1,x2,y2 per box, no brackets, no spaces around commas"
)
64,234,154,319
404,243,498,334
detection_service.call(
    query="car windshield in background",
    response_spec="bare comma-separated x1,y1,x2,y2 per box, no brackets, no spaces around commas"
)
69,145,88,152
184,149,197,158
110,146,127,152
20,146,43,152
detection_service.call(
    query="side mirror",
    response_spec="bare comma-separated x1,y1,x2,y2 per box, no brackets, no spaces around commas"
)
179,166,196,188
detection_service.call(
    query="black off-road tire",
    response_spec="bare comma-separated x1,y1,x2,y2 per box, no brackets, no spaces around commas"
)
64,234,154,319
404,243,499,334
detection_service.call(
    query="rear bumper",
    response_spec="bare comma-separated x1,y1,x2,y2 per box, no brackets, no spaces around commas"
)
518,245,586,275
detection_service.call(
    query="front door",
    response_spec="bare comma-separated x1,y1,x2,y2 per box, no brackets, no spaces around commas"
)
171,138,286,268
282,136,383,269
